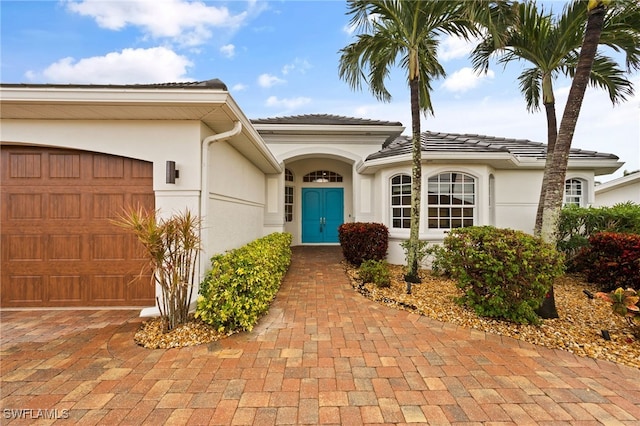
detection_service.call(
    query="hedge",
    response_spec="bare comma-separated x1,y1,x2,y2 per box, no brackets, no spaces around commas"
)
195,232,292,333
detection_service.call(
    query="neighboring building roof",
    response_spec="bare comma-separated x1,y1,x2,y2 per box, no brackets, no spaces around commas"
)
595,171,640,195
0,78,228,90
366,131,620,161
251,114,403,127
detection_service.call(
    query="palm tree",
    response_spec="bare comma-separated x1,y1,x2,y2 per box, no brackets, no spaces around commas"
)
339,0,508,283
540,0,640,243
471,0,638,235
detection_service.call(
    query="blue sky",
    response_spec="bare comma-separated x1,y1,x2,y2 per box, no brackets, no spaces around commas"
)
2,0,638,181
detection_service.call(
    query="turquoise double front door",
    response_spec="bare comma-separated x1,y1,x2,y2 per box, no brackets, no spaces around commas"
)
301,188,344,243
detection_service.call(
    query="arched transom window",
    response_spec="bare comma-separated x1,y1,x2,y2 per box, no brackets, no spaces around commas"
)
427,172,476,229
303,170,343,183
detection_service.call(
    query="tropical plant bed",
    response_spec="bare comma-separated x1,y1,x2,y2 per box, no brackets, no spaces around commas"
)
134,315,228,349
344,263,640,369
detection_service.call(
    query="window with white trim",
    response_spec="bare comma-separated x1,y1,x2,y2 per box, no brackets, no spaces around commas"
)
564,178,584,206
285,169,294,222
427,172,475,229
391,174,411,229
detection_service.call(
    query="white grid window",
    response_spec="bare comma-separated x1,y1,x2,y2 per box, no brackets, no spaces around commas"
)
391,174,411,229
427,172,475,229
565,178,584,206
285,169,294,222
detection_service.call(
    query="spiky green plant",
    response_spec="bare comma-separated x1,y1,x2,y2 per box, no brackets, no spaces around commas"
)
115,208,201,331
596,287,640,338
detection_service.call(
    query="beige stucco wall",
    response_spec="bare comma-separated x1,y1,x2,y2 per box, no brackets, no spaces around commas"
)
204,139,268,255
492,169,542,235
595,184,640,206
594,174,640,206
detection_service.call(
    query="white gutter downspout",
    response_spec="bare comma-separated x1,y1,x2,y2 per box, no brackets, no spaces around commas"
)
142,121,243,319
199,121,243,262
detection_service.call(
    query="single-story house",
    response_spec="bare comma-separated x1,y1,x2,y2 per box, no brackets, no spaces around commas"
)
594,172,640,206
0,80,623,309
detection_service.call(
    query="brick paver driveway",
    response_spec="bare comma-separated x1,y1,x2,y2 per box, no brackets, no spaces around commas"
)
1,246,639,424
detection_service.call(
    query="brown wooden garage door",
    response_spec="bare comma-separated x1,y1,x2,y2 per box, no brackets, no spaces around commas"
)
1,146,156,307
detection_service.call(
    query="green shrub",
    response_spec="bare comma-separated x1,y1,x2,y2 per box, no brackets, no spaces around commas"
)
434,226,565,325
558,202,640,265
339,222,388,266
195,233,292,333
359,259,391,288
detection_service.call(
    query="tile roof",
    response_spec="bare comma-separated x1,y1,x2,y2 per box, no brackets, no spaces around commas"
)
0,78,228,90
251,114,403,126
366,131,619,161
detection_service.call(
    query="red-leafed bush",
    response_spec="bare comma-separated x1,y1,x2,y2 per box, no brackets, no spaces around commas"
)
339,222,388,266
585,232,640,292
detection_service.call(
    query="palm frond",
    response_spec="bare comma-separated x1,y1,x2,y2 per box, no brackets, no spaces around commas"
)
518,67,543,113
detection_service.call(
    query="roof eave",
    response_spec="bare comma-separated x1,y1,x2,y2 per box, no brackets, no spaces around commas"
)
0,85,231,105
253,122,404,136
358,153,622,175
358,152,517,174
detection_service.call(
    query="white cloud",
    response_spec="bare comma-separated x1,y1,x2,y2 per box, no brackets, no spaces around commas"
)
441,67,494,93
258,73,286,88
343,13,379,36
65,0,252,46
220,44,235,58
343,22,357,36
438,35,480,62
265,96,311,110
29,47,192,84
282,58,312,75
232,83,248,92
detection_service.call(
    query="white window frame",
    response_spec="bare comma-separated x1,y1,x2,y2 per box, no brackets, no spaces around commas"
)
427,171,476,230
390,174,412,229
564,178,586,207
285,169,294,222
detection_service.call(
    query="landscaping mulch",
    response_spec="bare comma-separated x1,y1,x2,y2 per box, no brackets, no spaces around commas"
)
345,263,640,369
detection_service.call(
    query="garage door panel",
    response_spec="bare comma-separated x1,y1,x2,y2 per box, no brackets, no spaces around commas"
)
5,235,44,261
2,146,156,307
90,275,127,303
129,275,154,302
50,193,82,218
3,276,45,305
49,235,82,260
93,194,125,219
48,276,83,303
49,153,81,178
132,161,153,178
9,193,43,219
92,234,126,260
8,152,42,178
93,155,125,179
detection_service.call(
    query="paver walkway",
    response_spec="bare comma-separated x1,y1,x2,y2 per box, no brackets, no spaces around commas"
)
1,246,639,425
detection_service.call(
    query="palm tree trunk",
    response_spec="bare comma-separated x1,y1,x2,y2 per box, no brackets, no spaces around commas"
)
405,76,422,285
534,100,558,235
540,4,606,244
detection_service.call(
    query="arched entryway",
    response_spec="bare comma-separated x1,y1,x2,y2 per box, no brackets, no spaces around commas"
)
282,157,353,246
